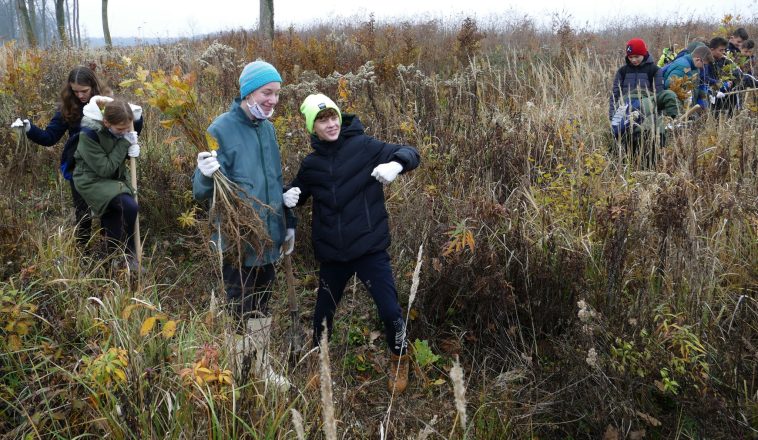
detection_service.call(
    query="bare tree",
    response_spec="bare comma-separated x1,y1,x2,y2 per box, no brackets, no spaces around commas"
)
101,0,111,49
259,0,273,41
54,0,65,44
65,0,71,43
27,0,35,38
40,0,47,45
16,0,36,46
74,0,79,46
0,0,19,41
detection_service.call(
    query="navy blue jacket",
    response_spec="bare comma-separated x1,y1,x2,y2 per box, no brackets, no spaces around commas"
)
609,54,663,119
26,109,143,180
290,115,420,263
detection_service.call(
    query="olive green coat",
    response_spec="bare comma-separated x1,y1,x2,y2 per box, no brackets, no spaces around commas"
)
73,126,134,217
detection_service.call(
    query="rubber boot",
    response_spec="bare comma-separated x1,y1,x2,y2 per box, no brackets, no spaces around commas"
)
387,353,409,393
247,317,291,392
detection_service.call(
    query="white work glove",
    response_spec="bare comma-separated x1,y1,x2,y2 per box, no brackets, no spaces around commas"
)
197,151,219,177
11,118,30,133
283,187,301,208
282,228,295,255
127,144,140,158
715,91,726,99
129,103,142,121
371,161,403,185
124,130,138,145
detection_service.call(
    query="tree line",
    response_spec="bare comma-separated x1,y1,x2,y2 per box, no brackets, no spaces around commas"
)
2,0,275,49
2,0,114,49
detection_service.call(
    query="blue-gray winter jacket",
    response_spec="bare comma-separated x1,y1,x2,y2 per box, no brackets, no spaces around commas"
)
193,99,295,267
289,115,420,263
609,54,663,119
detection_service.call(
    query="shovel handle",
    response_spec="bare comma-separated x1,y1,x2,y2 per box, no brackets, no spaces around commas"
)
129,157,142,264
284,254,298,315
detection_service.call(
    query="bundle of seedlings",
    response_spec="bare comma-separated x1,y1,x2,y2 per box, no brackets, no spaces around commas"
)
122,67,272,270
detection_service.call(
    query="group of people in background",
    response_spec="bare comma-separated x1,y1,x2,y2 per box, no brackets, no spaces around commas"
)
608,27,756,162
12,60,420,395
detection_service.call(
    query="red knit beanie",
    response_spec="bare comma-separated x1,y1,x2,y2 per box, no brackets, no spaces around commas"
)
626,38,648,57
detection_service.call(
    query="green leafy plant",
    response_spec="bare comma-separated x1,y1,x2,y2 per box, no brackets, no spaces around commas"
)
413,339,441,369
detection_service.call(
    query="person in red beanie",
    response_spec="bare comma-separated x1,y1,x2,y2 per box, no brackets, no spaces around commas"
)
609,38,675,166
609,38,663,120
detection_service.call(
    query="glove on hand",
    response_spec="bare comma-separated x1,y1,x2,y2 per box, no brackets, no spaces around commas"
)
11,118,31,133
130,104,142,121
283,187,301,208
124,131,139,145
197,151,219,177
716,91,726,99
127,144,140,158
283,228,295,255
371,161,403,185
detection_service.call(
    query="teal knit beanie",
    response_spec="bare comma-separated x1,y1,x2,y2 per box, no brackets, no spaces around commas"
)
239,60,282,99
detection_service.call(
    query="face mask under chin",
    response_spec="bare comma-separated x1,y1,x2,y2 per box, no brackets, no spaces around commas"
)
247,100,274,119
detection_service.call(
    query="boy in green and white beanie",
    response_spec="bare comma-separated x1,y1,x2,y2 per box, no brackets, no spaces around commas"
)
285,93,420,394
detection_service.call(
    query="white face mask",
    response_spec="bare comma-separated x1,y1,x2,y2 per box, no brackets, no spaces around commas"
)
246,100,274,120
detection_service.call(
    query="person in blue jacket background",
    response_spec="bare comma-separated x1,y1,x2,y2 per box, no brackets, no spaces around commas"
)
663,45,714,112
286,93,421,394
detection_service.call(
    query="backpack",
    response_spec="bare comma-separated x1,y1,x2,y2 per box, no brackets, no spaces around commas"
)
658,47,677,67
59,133,81,181
611,97,645,138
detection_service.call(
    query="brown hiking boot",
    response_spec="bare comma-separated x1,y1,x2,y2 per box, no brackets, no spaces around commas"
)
387,353,409,393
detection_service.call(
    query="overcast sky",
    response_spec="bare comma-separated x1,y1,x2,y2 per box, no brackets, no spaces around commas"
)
77,0,757,39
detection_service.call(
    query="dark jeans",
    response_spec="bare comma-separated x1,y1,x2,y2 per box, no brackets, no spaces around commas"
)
222,263,275,322
69,179,92,246
313,250,407,355
101,193,138,255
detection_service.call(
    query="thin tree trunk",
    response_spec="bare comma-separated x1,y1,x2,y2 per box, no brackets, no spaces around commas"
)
16,0,36,46
27,0,37,42
259,0,273,41
74,0,79,46
12,0,19,39
41,0,47,46
65,0,71,45
101,0,111,50
54,0,66,45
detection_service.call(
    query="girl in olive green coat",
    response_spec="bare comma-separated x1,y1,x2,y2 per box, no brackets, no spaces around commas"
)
73,99,141,263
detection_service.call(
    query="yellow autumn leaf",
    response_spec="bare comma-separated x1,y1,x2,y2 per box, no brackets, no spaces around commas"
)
121,304,140,320
219,371,233,385
119,79,137,88
136,67,149,82
8,334,21,350
140,316,157,336
205,131,219,151
162,320,178,339
113,369,127,382
160,119,176,129
194,366,212,375
15,322,28,336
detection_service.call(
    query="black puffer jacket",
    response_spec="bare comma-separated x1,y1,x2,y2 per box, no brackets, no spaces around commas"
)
291,115,420,262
